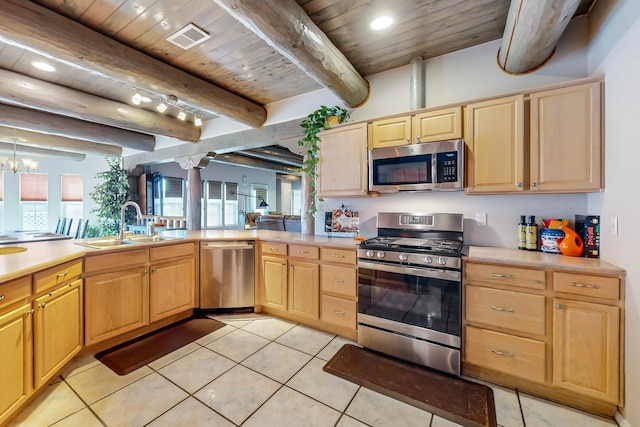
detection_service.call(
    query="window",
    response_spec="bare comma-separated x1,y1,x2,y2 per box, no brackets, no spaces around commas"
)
20,173,48,230
202,180,238,228
160,176,185,216
0,172,3,230
61,175,83,233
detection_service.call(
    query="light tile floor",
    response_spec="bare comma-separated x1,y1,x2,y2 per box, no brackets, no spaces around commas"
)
9,313,619,427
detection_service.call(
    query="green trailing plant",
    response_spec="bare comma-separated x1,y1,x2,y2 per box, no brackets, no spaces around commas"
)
298,105,349,216
89,157,132,236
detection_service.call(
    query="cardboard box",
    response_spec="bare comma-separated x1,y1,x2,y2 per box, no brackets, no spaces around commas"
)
575,215,600,258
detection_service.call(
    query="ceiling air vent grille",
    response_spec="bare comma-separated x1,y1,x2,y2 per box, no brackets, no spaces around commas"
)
167,23,210,50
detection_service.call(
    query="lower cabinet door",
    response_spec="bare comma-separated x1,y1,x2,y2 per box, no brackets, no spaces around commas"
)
149,258,195,323
85,268,149,346
552,298,620,404
288,261,319,320
0,304,32,426
33,280,83,388
262,256,288,311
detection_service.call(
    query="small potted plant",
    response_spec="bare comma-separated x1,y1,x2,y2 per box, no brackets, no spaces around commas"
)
298,105,349,223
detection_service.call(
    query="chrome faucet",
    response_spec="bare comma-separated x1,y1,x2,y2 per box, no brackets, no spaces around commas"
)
120,201,142,240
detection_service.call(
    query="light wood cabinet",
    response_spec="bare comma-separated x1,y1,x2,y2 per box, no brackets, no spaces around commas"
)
463,259,624,416
84,267,149,346
288,260,319,320
530,82,602,192
552,298,620,403
33,279,82,388
0,304,33,426
370,107,463,149
317,122,368,197
149,243,196,323
466,81,603,194
261,255,288,311
465,95,526,193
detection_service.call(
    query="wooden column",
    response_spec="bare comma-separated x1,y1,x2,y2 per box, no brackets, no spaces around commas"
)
186,168,202,231
497,0,581,74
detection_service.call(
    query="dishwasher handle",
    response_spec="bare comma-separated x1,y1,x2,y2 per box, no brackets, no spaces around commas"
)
201,241,254,250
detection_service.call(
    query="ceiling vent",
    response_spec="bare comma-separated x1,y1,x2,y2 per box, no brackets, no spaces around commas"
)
167,23,210,50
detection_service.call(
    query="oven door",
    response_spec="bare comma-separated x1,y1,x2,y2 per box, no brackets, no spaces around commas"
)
357,260,461,348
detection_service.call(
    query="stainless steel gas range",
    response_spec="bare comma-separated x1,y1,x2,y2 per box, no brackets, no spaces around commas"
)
357,212,464,375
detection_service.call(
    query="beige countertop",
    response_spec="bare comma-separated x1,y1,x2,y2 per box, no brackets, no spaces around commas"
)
465,246,626,277
0,230,362,283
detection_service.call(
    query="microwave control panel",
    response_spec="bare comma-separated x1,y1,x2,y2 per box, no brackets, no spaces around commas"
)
436,152,458,183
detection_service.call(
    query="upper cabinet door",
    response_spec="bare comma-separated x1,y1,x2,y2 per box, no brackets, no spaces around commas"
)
370,116,411,149
465,95,526,193
413,107,462,143
530,82,602,192
318,123,369,198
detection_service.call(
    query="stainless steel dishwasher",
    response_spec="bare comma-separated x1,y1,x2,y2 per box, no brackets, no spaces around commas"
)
199,241,255,310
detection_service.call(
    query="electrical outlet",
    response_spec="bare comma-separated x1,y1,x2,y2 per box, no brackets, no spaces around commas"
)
611,216,619,235
475,212,487,226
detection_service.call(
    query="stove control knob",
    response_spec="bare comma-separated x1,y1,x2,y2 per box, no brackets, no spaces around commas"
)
437,257,447,265
424,256,433,264
366,250,375,258
398,253,408,262
376,251,386,259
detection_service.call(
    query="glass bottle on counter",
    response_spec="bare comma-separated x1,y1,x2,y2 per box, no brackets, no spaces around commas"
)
518,215,527,250
525,215,538,251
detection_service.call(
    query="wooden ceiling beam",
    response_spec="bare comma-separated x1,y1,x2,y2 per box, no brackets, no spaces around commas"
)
0,141,86,162
0,104,155,152
0,0,267,129
213,0,370,108
0,69,200,143
0,127,122,157
497,0,582,74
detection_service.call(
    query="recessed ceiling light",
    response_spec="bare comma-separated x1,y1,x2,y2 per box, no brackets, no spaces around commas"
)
370,16,393,31
31,61,56,72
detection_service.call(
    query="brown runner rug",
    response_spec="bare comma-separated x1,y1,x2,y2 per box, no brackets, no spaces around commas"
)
96,316,225,376
324,344,497,427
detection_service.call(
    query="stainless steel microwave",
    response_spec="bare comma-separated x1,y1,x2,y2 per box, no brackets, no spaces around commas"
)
369,139,464,193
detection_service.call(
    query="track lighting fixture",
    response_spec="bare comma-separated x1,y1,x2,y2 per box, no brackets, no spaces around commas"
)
131,91,142,105
177,110,187,121
194,116,203,127
156,100,168,113
131,91,202,127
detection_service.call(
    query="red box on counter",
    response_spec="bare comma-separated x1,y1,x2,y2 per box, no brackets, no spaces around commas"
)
575,215,600,258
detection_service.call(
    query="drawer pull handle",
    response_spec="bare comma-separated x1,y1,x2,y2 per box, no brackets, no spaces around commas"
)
0,295,4,301
491,349,514,358
333,310,345,315
38,303,46,309
269,247,279,251
298,250,309,254
332,254,345,258
570,282,600,289
491,305,515,313
556,304,564,309
56,270,69,278
332,278,345,283
491,273,515,279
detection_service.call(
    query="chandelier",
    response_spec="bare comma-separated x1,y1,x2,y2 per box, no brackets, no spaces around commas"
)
0,129,38,173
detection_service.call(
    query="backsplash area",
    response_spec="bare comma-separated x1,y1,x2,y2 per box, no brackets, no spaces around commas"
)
315,192,589,249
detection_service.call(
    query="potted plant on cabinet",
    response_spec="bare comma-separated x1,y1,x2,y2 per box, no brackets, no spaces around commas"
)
297,105,349,232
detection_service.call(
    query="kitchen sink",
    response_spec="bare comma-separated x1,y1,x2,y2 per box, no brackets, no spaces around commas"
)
75,235,179,249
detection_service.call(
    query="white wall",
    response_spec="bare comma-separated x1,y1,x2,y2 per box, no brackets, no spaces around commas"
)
587,1,640,425
1,154,111,231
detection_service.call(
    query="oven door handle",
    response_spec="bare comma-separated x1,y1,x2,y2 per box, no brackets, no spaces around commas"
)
358,260,461,281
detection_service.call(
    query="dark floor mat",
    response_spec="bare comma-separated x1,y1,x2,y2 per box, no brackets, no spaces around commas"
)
323,344,497,427
96,316,225,376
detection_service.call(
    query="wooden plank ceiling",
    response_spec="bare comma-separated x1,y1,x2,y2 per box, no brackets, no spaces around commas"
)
0,0,595,160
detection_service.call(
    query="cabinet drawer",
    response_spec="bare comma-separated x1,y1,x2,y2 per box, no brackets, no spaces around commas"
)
289,244,319,260
321,265,356,298
466,286,545,335
322,295,356,329
553,272,619,300
149,242,195,262
261,242,287,256
84,249,148,274
34,259,83,293
465,326,545,383
320,248,356,265
465,262,546,290
0,276,31,311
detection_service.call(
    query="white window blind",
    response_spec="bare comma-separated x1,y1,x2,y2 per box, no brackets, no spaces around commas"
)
61,175,83,201
208,181,222,199
164,177,184,198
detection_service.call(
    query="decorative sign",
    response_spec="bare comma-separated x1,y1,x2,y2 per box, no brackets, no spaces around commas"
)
324,208,359,236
